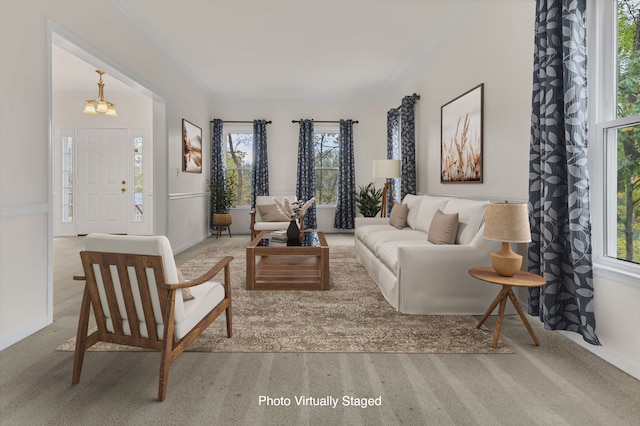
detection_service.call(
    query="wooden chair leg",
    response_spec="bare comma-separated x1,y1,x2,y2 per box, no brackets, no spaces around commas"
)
159,291,177,402
158,349,171,402
72,286,92,385
226,304,233,338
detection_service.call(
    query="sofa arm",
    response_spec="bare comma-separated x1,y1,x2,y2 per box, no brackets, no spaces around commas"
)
395,232,505,314
355,217,389,227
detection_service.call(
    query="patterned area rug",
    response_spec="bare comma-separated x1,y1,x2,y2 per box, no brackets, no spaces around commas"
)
57,245,513,354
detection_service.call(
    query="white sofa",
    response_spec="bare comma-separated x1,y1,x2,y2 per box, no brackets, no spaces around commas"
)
355,194,515,315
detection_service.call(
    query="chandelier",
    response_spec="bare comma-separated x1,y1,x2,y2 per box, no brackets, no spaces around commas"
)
82,70,117,117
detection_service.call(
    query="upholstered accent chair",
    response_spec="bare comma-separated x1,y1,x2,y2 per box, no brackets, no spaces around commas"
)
71,233,233,401
249,195,304,240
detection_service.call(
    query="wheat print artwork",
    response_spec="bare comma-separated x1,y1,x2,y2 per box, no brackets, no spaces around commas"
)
441,84,483,183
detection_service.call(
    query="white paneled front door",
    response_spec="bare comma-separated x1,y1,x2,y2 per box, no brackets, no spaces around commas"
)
77,128,129,234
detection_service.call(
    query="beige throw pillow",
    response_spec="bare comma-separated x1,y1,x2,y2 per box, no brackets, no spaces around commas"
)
427,209,459,245
257,204,290,222
389,203,409,229
177,269,195,300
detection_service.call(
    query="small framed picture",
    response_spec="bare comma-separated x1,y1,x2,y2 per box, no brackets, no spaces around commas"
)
182,119,202,173
441,83,483,183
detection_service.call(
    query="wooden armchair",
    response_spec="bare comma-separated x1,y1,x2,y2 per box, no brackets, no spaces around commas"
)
71,233,233,401
249,195,304,240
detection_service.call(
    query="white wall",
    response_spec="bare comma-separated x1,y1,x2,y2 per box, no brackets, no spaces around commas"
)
385,0,534,200
0,0,213,350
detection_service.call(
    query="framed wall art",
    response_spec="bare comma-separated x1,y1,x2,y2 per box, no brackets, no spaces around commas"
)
441,83,483,183
182,119,202,173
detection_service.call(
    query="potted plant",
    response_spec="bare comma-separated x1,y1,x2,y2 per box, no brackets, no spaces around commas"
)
210,175,237,236
354,182,383,217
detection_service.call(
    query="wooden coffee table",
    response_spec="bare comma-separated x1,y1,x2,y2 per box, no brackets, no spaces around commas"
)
246,230,330,290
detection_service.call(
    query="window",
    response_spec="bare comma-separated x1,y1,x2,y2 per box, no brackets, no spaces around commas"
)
133,137,143,222
314,130,339,205
594,0,640,273
61,136,73,223
390,120,401,203
224,130,253,207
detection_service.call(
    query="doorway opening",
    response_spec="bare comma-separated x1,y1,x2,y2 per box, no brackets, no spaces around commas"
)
49,27,167,322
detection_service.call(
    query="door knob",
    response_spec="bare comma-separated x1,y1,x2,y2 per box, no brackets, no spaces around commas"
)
122,180,126,185
121,188,126,193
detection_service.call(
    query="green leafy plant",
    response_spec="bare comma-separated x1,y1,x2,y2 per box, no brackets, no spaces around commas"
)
210,174,237,214
354,182,383,217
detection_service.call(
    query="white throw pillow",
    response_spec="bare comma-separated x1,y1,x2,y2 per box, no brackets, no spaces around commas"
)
402,194,423,229
443,198,489,245
413,195,450,233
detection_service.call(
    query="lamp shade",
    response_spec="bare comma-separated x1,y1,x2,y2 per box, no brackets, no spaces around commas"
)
373,159,401,179
483,201,531,243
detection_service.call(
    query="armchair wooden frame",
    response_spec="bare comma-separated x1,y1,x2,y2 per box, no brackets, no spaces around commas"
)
72,251,233,401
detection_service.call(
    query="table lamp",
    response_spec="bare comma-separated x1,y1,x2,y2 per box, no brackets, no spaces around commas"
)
483,201,531,276
373,159,401,218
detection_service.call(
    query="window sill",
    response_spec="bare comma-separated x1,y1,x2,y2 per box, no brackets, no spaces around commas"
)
593,259,640,289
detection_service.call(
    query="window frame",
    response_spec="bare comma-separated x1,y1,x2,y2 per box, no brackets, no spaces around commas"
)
590,0,640,285
222,125,253,208
313,124,340,206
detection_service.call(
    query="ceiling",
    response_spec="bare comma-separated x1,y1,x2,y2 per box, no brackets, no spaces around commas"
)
53,0,500,100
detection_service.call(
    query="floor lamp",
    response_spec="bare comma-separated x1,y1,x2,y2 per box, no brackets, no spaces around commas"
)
373,159,401,218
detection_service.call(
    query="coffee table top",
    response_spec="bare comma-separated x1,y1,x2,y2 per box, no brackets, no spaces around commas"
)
249,230,328,249
468,267,546,288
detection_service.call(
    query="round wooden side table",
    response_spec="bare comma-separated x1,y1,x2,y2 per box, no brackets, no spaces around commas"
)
468,267,546,349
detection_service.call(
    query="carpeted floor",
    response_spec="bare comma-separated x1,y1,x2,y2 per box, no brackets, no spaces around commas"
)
58,246,512,354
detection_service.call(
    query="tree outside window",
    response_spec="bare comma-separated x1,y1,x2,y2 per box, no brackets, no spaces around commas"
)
615,0,640,263
314,132,339,205
225,132,252,207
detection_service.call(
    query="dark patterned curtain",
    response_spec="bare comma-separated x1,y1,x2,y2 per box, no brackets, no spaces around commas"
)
334,120,355,229
529,0,599,345
210,119,225,232
251,119,269,209
296,119,317,229
400,95,416,199
386,108,400,215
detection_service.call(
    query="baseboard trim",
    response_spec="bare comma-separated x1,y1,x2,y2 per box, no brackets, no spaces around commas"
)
557,330,640,381
0,316,51,351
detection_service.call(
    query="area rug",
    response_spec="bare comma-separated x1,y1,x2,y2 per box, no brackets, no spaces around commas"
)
57,245,512,354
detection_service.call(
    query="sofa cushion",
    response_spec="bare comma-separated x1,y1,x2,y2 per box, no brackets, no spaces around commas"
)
413,195,450,233
402,194,424,229
427,209,459,244
354,224,391,243
257,203,290,222
389,203,409,229
377,240,433,272
443,198,488,245
359,227,426,254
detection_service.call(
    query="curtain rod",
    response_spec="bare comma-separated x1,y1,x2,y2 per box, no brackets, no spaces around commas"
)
210,120,272,124
291,120,359,124
396,93,421,110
